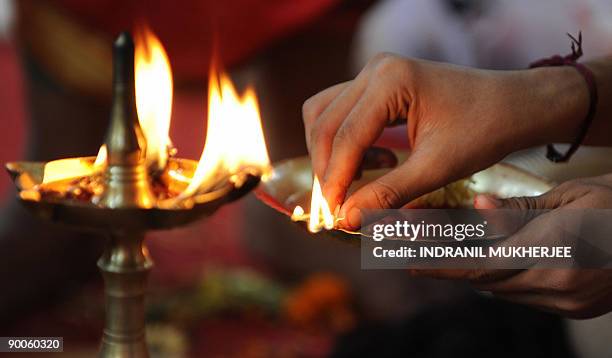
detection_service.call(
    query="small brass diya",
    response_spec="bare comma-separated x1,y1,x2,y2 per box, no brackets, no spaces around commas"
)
6,32,260,357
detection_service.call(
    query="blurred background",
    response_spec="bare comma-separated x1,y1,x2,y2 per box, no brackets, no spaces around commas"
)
1,0,611,356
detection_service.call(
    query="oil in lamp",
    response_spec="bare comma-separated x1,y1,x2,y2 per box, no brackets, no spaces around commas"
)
6,30,268,357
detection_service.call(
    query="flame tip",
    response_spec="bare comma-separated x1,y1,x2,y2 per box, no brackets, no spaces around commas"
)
135,27,173,171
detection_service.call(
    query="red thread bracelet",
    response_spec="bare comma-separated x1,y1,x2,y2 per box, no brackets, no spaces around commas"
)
529,32,598,163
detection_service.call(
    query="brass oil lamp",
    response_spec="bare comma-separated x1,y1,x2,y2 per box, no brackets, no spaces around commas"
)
6,32,263,357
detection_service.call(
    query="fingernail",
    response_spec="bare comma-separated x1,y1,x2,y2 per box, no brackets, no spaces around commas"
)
474,194,501,209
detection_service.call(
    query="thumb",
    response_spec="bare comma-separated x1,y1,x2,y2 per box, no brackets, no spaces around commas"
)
474,191,562,236
337,155,447,229
474,190,562,210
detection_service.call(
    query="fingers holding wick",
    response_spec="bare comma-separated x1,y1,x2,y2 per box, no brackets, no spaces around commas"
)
334,151,443,230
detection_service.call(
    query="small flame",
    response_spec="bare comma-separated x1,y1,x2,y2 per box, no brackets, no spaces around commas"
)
93,145,107,167
291,205,305,221
290,176,336,232
307,176,335,232
184,66,270,196
42,145,107,184
134,25,173,171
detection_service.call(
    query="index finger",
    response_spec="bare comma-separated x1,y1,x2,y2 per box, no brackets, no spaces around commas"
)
322,87,389,209
302,81,349,153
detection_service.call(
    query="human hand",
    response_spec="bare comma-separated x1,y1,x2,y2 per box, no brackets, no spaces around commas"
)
412,174,612,318
303,53,588,229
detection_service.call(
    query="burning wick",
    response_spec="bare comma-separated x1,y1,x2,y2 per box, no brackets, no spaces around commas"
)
292,176,335,233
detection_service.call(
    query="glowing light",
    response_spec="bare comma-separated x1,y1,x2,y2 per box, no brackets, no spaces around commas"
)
93,145,107,167
184,66,271,196
134,25,173,171
307,176,335,232
291,205,305,221
41,28,272,199
42,145,107,184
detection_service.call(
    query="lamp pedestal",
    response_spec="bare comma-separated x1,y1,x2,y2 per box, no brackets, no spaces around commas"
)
98,232,152,358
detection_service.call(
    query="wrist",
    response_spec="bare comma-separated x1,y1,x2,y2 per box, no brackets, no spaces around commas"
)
518,66,590,147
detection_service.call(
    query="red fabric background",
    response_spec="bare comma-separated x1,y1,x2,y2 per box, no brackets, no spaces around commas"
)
0,42,26,199
51,0,339,80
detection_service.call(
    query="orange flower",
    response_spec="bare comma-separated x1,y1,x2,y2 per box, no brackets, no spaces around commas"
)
284,272,355,333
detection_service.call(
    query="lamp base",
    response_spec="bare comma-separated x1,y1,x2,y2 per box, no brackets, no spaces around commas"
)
98,231,152,358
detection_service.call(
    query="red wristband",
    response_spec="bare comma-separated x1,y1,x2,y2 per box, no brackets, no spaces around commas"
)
529,32,598,163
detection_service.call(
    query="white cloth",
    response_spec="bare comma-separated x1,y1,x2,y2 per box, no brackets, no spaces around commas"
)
353,0,612,72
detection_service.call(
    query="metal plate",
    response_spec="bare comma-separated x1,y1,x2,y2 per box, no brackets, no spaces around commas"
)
5,157,258,231
256,150,554,242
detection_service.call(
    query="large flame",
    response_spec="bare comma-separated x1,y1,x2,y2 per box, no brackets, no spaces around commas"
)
183,67,270,195
134,26,173,171
292,176,335,233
